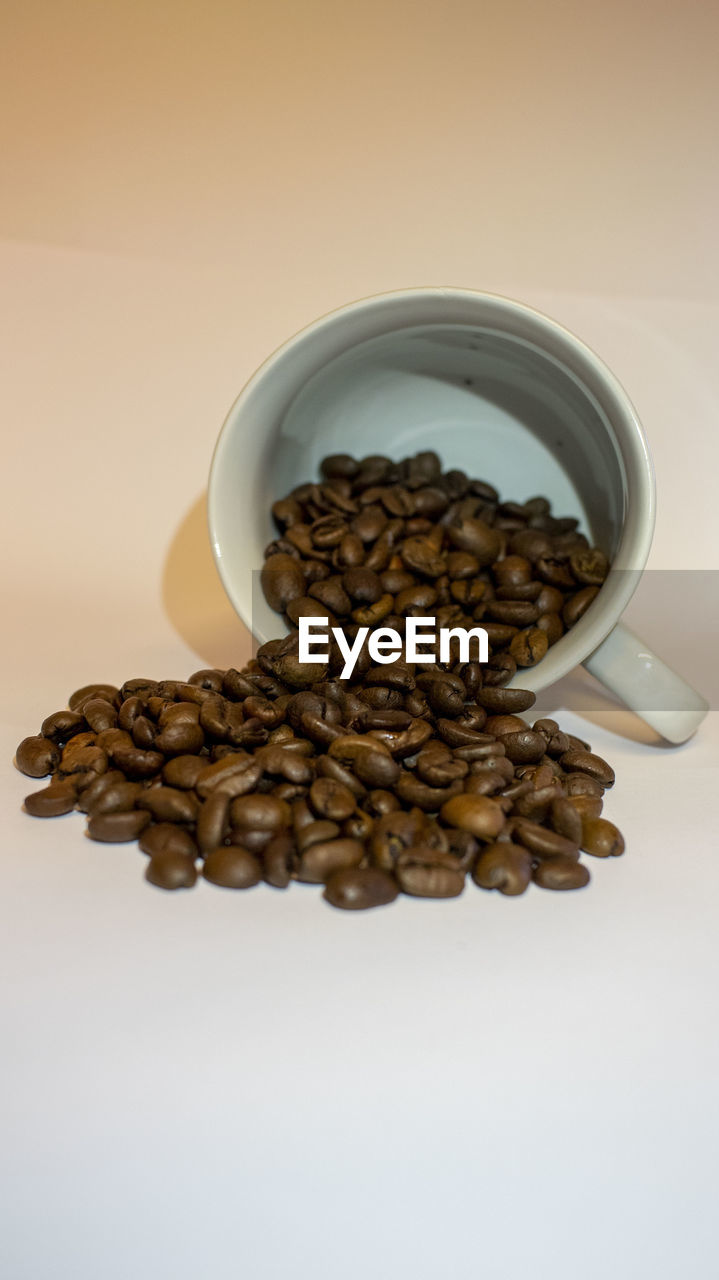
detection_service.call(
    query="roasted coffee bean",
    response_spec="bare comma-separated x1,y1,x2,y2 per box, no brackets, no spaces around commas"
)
196,791,231,854
162,755,207,789
15,735,61,778
87,810,151,842
69,683,120,712
472,842,532,895
230,793,291,833
581,818,625,858
136,787,198,824
533,857,590,890
41,709,87,745
139,824,199,859
24,778,79,817
509,626,549,667
86,780,142,816
559,750,615,788
297,837,365,884
145,851,198,890
440,794,505,840
309,777,356,822
112,746,164,780
323,866,399,910
562,585,600,627
203,846,262,889
475,687,535,715
566,793,603,822
296,819,341,851
550,796,584,844
261,553,306,612
570,549,609,585
395,847,465,898
512,818,579,861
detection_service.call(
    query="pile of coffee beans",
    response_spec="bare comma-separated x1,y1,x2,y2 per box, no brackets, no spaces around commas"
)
262,450,610,669
14,450,624,909
15,653,623,906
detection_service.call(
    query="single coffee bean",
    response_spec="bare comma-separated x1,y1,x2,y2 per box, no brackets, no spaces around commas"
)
533,857,590,891
15,735,61,778
261,553,306,612
569,549,609,586
230,794,291,832
81,698,119,733
509,627,549,667
87,810,151,842
440,794,505,840
472,842,532,895
500,730,547,765
41,709,87,745
86,780,142,816
196,791,231,854
395,847,465,898
559,750,615,788
309,777,356,822
563,772,605,798
136,787,198,824
68,683,120,711
475,687,535,715
550,796,584,844
581,817,625,858
296,819,341,851
162,755,207,789
512,818,580,861
203,846,263,889
145,851,198,890
565,793,603,822
297,837,365,884
323,866,399,910
112,745,164,780
562,585,600,627
24,778,79,817
139,823,198,859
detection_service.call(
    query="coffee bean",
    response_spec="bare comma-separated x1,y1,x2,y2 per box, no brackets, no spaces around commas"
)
440,794,505,840
533,857,590,890
203,846,263,888
297,837,365,883
137,787,198,824
139,824,198,859
15,735,61,778
562,585,600,627
41,710,87,745
581,818,625,858
472,842,532,895
261,553,306,612
86,780,142,816
395,848,465,898
509,627,549,667
309,777,356,822
512,818,579,860
145,851,198,890
323,866,399,910
69,683,120,712
559,750,615,788
87,810,151,842
24,778,79,817
196,791,231,854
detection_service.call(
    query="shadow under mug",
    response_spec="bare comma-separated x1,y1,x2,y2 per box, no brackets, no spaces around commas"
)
208,287,708,744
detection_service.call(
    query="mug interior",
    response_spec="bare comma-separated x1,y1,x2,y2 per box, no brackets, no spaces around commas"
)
209,291,654,689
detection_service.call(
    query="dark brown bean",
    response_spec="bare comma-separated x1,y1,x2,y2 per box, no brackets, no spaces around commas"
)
559,750,615,788
297,838,365,884
581,818,625,858
87,810,151,842
395,848,465,898
203,846,263,888
533,857,590,890
440,794,505,840
24,778,79,817
15,735,61,778
145,851,198,890
323,866,399,910
472,842,532,895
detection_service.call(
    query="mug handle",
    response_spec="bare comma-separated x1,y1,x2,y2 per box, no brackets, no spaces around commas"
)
583,622,709,744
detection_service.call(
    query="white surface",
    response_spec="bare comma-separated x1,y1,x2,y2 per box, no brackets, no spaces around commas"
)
3,5,719,1278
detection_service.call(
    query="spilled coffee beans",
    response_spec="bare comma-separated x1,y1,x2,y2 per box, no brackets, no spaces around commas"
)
14,451,624,909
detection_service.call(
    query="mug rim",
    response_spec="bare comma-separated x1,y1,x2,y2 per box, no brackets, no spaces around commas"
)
208,286,656,690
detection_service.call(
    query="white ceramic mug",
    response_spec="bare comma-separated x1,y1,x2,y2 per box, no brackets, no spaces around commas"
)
208,288,707,743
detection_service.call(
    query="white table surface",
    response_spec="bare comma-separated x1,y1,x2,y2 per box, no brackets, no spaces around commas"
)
2,5,718,1278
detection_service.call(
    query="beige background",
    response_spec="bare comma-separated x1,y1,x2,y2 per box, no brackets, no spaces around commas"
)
2,4,718,1278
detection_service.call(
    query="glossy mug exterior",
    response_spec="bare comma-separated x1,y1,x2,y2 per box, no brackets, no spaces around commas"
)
208,288,707,743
